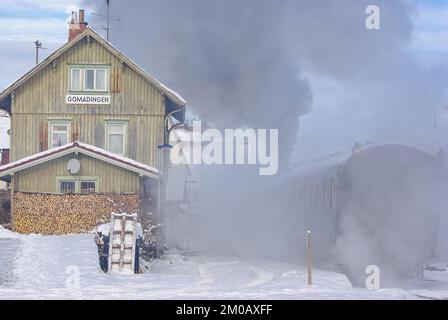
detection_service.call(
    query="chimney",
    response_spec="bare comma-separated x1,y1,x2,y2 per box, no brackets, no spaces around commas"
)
68,9,88,41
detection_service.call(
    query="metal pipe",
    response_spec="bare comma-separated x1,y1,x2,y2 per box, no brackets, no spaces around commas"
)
306,230,312,286
79,9,85,22
34,40,41,65
156,104,185,259
163,105,186,146
106,0,110,41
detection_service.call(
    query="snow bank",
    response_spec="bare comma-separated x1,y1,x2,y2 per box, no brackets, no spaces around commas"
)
95,221,143,238
0,226,20,239
11,233,107,296
95,223,110,236
0,233,445,299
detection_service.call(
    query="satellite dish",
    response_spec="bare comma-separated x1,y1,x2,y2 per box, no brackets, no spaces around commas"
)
67,158,80,175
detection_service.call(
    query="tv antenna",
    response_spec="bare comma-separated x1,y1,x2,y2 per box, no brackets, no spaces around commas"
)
34,40,51,65
91,0,120,41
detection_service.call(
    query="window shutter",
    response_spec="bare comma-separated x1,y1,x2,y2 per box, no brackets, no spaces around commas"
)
39,122,48,152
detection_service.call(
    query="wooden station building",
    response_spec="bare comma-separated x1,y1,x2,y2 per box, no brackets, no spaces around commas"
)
0,10,186,234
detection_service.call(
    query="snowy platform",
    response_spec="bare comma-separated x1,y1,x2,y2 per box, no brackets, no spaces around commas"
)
0,227,447,300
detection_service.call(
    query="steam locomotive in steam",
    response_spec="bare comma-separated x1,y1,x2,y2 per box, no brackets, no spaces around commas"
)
274,142,448,284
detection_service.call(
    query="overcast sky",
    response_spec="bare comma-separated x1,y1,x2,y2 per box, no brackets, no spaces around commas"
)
0,0,86,89
297,0,448,162
1,0,447,163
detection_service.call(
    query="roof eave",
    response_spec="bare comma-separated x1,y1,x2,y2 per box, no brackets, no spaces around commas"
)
0,27,186,107
0,143,159,179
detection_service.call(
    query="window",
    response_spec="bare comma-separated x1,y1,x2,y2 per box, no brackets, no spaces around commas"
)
57,177,99,194
83,68,107,91
84,69,95,90
69,65,108,92
80,181,96,194
95,69,106,91
60,181,75,194
106,122,126,155
49,121,70,148
70,68,82,91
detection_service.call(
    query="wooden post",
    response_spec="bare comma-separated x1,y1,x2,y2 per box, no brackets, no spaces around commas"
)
306,230,312,286
10,174,14,231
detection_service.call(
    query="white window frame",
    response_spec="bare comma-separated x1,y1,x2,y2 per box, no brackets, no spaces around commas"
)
69,67,82,91
105,121,127,156
83,67,108,92
48,120,71,149
79,180,98,194
56,176,100,194
58,179,76,194
68,65,109,93
94,68,107,92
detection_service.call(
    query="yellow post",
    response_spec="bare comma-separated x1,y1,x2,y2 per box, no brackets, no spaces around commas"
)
306,230,312,286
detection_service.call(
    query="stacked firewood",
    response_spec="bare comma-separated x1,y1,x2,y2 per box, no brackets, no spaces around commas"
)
13,192,140,235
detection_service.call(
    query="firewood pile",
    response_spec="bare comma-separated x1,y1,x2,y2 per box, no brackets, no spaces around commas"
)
13,192,140,235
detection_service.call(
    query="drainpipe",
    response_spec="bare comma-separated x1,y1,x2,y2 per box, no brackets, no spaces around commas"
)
157,104,185,258
159,105,186,188
159,105,186,149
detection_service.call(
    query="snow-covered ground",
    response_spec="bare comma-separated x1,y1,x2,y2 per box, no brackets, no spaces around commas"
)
0,226,447,300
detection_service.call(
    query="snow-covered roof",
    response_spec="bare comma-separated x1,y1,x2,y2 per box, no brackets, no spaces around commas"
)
285,151,350,180
284,140,436,180
0,141,159,179
0,27,186,107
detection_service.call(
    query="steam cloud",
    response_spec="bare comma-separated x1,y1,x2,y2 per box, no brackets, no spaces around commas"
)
86,0,447,158
86,0,448,280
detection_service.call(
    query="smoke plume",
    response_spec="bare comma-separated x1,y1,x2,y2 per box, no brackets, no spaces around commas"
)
85,1,448,277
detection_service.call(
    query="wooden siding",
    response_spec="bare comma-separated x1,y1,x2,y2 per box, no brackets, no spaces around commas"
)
12,114,163,167
14,153,140,193
10,36,165,169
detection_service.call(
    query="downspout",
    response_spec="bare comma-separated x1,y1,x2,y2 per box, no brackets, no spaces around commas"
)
157,104,185,258
160,105,186,149
159,104,186,191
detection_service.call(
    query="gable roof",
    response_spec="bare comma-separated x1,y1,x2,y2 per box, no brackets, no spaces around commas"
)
0,27,186,109
0,141,159,179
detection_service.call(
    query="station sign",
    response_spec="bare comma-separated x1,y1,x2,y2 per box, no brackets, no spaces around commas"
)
66,94,111,105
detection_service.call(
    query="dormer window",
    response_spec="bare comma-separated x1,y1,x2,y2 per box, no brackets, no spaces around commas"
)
69,65,109,92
